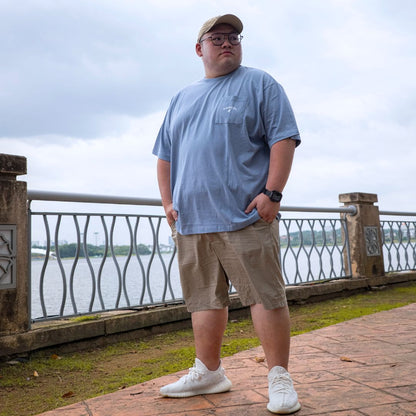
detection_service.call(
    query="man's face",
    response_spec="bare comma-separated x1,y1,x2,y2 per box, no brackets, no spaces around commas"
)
196,23,242,78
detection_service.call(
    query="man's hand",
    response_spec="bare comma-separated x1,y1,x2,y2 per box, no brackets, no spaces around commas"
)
245,193,280,223
163,202,178,227
157,159,178,227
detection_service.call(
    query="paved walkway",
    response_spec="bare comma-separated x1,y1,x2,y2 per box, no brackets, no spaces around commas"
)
37,304,416,416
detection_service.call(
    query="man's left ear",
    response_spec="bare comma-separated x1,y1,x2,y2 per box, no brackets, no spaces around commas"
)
195,43,203,57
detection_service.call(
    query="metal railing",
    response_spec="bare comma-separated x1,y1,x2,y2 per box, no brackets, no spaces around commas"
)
28,190,356,322
380,210,416,272
279,218,351,284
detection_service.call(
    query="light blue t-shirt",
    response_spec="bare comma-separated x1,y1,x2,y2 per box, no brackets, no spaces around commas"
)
153,66,300,235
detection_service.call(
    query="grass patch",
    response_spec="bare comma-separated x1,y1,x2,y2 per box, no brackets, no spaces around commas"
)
1,281,415,416
70,315,101,323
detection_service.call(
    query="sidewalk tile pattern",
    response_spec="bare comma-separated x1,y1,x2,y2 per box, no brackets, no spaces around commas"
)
36,303,416,416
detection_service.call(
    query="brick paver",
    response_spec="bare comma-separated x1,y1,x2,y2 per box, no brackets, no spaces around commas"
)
36,303,416,415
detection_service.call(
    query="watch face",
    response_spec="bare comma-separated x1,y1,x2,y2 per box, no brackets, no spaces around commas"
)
270,191,282,202
264,189,282,202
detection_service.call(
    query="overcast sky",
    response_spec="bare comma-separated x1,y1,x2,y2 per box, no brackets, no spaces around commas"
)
1,0,416,214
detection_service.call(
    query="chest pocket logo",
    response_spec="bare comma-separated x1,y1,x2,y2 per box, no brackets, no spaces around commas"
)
215,96,248,125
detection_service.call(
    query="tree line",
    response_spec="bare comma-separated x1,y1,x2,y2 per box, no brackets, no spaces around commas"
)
32,243,151,258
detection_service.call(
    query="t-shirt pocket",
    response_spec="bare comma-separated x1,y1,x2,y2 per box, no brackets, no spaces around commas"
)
214,96,248,125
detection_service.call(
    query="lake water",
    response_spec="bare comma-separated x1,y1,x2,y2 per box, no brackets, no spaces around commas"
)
31,253,182,320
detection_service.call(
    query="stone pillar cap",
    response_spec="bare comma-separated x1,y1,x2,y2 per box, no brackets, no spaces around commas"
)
339,192,378,204
0,154,27,177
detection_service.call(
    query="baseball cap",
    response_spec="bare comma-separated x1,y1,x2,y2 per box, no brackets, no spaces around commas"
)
197,14,243,42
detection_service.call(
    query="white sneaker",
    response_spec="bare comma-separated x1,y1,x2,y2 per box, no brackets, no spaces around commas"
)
267,366,301,414
159,358,232,398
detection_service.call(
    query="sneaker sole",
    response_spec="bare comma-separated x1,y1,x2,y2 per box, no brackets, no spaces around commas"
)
160,378,232,398
267,401,301,414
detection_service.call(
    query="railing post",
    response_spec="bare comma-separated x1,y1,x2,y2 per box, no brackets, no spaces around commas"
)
339,192,385,278
0,153,29,335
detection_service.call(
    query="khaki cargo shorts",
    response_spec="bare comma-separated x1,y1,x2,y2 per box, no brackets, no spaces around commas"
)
171,219,287,313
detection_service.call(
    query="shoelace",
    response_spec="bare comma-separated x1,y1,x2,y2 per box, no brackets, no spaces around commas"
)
269,373,293,393
183,365,203,383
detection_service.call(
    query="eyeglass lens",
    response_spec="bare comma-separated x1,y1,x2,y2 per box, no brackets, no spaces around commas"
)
210,33,242,46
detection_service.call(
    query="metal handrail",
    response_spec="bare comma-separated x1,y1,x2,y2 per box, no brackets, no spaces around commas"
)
27,190,357,215
27,190,161,207
380,210,416,217
28,190,416,217
282,205,357,215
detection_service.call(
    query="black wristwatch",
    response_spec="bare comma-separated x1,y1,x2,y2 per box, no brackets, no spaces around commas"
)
263,188,283,203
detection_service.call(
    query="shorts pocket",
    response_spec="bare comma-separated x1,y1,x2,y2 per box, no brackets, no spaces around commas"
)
254,218,271,227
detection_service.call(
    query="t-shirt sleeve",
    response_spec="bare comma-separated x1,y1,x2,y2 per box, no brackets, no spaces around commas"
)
152,123,171,162
262,80,301,148
152,97,177,161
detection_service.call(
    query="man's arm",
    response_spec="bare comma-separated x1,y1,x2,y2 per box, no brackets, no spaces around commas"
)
157,158,178,226
245,138,296,223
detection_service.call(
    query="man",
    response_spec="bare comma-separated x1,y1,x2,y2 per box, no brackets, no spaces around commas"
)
153,14,301,414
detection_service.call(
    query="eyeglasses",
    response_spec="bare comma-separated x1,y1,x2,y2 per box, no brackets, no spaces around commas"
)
200,32,243,46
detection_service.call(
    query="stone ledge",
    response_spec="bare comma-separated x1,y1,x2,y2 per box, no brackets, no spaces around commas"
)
286,272,416,304
0,153,27,177
1,272,415,358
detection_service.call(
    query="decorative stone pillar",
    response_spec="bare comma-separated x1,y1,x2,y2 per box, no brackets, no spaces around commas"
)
339,192,385,278
0,153,29,335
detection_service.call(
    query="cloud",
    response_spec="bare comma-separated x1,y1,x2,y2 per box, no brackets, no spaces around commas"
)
2,111,165,198
0,0,202,137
